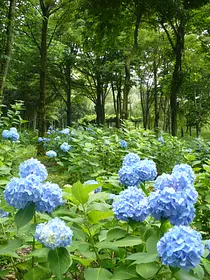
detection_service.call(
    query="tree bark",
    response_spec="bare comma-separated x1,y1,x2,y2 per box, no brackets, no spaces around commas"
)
65,64,72,126
153,58,159,132
122,56,131,120
95,76,105,125
0,0,16,101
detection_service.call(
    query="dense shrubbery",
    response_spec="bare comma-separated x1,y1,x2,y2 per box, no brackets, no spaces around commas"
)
0,123,210,279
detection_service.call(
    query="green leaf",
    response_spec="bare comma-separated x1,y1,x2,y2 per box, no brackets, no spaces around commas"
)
88,210,114,223
203,164,210,173
71,181,99,204
97,236,142,249
146,236,159,254
48,247,72,279
84,268,112,280
174,269,200,280
0,270,10,277
14,203,35,229
24,267,49,280
136,263,159,279
87,202,110,212
0,239,22,257
126,252,158,264
111,265,138,279
0,198,14,212
28,248,50,258
201,258,210,274
106,228,127,241
192,265,204,280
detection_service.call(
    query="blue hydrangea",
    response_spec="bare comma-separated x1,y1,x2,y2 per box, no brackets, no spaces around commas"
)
4,176,42,209
60,128,70,135
154,174,174,191
38,137,43,142
148,187,195,226
2,129,11,139
42,137,51,142
2,127,19,142
158,136,165,144
157,226,204,270
4,176,63,213
0,208,9,218
119,140,128,148
54,136,60,141
172,164,195,184
112,187,149,222
205,240,210,260
35,218,73,250
84,180,102,193
137,159,157,182
119,164,142,187
46,150,57,158
35,182,63,213
60,142,72,152
122,153,141,167
19,158,48,181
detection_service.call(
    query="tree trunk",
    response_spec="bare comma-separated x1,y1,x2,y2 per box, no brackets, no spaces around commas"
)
0,0,16,101
122,56,131,120
153,58,159,132
95,77,105,125
170,18,185,136
66,64,72,126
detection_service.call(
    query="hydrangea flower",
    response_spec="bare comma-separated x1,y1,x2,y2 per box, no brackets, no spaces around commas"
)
19,158,48,181
4,176,42,209
137,159,157,182
158,136,165,144
205,240,210,260
119,164,142,187
0,208,9,218
122,153,141,167
60,128,70,135
35,218,73,250
112,187,149,222
148,187,196,226
172,164,195,184
154,174,174,191
38,137,43,142
54,136,60,141
35,182,63,213
2,127,19,142
60,142,72,152
84,180,102,193
46,150,57,158
4,176,63,213
157,226,204,270
119,140,128,148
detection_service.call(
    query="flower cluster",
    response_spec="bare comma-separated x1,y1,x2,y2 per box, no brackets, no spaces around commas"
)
119,153,157,187
4,158,63,213
149,164,197,226
158,136,165,144
60,128,70,135
112,187,149,222
35,218,73,250
84,180,102,193
119,140,128,149
38,137,51,143
205,240,210,260
46,150,57,157
157,226,204,271
2,127,19,142
60,142,72,152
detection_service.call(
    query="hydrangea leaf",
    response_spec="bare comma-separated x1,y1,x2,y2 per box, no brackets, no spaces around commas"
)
136,263,159,279
14,203,35,229
201,259,210,274
24,267,49,280
111,265,139,279
48,247,72,279
174,269,200,280
0,239,22,257
146,236,159,254
84,267,112,280
126,252,158,264
88,210,114,223
106,228,127,241
72,182,100,205
97,236,142,249
192,265,204,280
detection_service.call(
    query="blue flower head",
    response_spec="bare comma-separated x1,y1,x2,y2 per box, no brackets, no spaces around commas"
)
122,153,141,167
60,128,70,135
19,158,48,181
154,173,174,191
205,240,210,260
137,159,157,182
119,164,142,187
35,182,63,213
148,187,195,226
35,218,73,250
172,164,195,184
2,130,11,139
112,186,150,222
157,226,204,270
84,180,102,193
60,142,72,152
46,150,57,158
158,136,165,144
119,140,128,149
2,128,19,142
38,137,43,142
